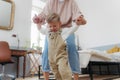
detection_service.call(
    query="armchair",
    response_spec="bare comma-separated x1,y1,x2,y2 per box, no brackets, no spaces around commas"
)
0,41,15,80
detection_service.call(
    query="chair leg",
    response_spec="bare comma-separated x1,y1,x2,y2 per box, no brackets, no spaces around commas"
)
6,74,15,78
0,65,15,80
0,65,5,77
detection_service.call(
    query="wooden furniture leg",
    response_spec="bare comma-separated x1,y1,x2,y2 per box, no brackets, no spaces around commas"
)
16,57,19,78
23,56,26,78
11,47,28,79
88,62,93,80
15,56,26,78
38,65,41,79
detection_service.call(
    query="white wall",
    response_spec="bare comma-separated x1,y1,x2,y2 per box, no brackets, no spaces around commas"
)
0,0,32,76
0,0,32,47
0,0,120,53
76,0,120,49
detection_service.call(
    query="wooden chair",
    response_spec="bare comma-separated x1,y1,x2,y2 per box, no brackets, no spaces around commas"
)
0,41,15,80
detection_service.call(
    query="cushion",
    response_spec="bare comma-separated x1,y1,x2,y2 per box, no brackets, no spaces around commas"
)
107,45,120,53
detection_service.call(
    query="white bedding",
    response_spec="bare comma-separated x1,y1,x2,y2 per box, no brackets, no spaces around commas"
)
78,49,120,68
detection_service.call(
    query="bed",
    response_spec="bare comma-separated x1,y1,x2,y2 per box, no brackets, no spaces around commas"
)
78,44,120,80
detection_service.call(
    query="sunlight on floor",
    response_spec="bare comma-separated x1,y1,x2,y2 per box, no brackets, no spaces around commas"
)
16,76,39,80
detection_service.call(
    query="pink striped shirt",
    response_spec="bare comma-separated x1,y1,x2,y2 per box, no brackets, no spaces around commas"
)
39,0,82,27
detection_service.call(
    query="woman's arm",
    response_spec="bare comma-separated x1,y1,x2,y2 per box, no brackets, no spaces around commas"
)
33,0,51,25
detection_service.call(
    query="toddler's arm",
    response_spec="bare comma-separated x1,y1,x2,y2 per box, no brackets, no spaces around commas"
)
62,23,79,40
38,24,48,35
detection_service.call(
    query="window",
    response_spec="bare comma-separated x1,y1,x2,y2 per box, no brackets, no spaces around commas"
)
31,0,46,51
28,0,46,75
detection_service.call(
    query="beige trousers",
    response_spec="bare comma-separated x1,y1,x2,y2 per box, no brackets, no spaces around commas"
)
48,32,72,80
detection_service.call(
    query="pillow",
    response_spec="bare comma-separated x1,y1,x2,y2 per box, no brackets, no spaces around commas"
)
107,45,120,53
108,52,120,61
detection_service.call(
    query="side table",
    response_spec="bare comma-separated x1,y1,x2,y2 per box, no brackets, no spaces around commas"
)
27,50,42,76
10,46,29,78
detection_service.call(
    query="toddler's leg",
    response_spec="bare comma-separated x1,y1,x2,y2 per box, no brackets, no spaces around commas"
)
49,63,62,80
58,58,72,80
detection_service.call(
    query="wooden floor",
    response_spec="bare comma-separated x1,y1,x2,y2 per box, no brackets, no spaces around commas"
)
16,74,120,80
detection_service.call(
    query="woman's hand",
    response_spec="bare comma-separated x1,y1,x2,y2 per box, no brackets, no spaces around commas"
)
33,14,40,24
32,14,45,25
75,15,87,25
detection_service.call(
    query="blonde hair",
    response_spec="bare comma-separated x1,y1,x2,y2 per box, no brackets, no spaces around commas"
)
46,13,60,23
